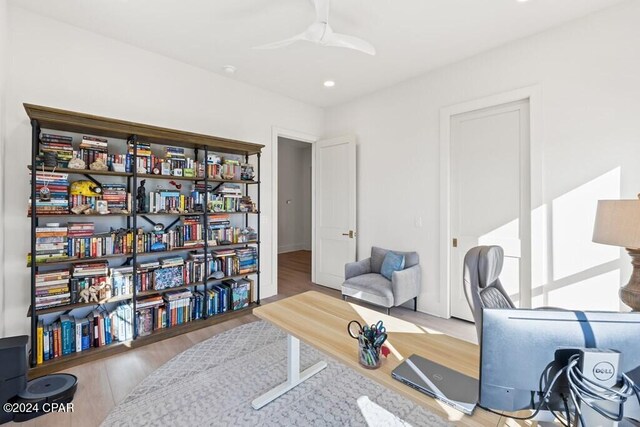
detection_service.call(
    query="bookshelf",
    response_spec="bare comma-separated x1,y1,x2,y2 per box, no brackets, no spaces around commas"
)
25,104,264,376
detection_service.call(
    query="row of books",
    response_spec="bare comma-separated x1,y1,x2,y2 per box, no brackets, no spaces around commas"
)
33,228,257,268
33,226,68,264
35,281,252,363
35,303,134,364
36,134,256,182
28,172,70,215
68,222,94,238
145,189,203,214
137,289,196,335
209,195,256,213
77,136,108,167
136,278,251,336
144,186,252,215
65,217,252,259
36,252,254,304
35,269,71,309
212,247,258,276
101,184,129,210
36,261,110,310
39,134,73,168
29,180,255,218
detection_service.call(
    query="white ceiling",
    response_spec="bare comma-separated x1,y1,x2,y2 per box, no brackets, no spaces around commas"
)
13,0,625,107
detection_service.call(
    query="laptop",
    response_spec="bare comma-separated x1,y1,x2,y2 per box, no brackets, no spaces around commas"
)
391,354,478,415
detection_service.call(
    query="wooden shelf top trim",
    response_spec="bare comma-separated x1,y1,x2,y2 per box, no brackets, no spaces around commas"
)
24,103,264,155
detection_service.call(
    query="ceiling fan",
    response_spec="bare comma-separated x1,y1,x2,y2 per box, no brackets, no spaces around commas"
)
253,0,376,56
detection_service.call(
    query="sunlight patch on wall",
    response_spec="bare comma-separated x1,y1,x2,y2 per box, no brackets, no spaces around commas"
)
547,269,620,311
552,168,621,281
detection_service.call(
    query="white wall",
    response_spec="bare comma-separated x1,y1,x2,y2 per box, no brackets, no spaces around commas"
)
324,0,640,317
0,0,8,337
277,138,312,253
1,6,324,337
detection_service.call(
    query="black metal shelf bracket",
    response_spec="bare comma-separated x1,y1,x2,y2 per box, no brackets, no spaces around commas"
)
164,217,181,232
139,215,157,227
81,174,103,187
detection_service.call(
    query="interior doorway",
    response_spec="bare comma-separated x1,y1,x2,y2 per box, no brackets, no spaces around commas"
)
448,99,531,321
277,137,313,294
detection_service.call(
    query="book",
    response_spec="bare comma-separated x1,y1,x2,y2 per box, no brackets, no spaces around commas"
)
153,266,184,290
37,321,44,364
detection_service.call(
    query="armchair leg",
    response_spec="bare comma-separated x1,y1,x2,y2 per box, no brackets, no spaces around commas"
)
386,308,390,315
414,297,417,312
343,295,347,301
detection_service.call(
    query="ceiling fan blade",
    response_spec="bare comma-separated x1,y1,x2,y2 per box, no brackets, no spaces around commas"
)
324,32,376,56
253,32,309,50
312,0,330,23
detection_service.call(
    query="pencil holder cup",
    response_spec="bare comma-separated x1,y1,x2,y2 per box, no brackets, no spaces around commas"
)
358,333,381,369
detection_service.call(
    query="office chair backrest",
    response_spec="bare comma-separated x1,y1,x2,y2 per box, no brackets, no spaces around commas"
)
463,245,515,343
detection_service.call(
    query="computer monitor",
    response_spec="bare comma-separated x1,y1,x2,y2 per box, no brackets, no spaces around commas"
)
479,308,640,419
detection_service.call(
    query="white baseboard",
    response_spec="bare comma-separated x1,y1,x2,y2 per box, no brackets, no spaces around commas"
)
279,243,311,254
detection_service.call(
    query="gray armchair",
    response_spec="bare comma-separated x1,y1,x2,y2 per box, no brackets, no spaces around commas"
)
341,247,421,315
463,245,515,344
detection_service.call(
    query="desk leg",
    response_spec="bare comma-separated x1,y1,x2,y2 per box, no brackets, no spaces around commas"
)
251,334,327,409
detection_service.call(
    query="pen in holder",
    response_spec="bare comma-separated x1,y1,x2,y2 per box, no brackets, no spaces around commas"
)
348,320,388,370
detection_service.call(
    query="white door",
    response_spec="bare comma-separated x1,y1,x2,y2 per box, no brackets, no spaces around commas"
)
450,100,530,321
315,136,357,289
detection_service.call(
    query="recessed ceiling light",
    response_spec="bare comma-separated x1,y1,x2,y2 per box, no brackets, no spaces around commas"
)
323,80,335,88
517,0,529,2
223,65,237,75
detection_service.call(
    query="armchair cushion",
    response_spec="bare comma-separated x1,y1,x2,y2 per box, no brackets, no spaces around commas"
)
380,252,405,280
391,264,421,306
345,258,372,280
371,247,419,273
342,273,394,308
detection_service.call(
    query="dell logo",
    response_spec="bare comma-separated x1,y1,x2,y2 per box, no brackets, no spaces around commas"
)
593,362,615,381
432,374,444,382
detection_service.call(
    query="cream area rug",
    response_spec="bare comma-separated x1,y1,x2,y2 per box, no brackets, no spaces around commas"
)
102,321,452,427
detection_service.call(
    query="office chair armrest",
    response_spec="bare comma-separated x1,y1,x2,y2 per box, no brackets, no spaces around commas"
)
345,258,372,280
391,264,421,306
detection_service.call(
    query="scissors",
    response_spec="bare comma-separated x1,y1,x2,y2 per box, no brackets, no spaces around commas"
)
348,320,387,343
348,320,366,339
371,320,386,335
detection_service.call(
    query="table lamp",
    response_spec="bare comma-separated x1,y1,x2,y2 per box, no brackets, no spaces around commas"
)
592,199,640,311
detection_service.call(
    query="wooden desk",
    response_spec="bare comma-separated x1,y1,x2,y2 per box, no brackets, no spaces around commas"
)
252,291,504,426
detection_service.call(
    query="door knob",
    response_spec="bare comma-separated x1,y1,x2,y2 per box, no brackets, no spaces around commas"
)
342,231,355,238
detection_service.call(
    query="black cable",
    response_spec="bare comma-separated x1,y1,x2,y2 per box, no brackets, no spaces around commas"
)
478,364,567,421
566,354,636,423
562,394,571,425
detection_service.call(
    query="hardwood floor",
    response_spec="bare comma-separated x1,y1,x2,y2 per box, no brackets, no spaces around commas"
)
13,250,475,426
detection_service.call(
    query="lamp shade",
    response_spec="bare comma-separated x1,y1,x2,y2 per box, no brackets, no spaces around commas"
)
593,200,640,249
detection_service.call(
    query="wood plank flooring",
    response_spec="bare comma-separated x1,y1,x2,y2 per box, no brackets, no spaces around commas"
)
12,250,475,426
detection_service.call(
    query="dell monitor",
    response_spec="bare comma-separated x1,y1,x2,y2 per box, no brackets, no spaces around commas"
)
480,308,640,423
